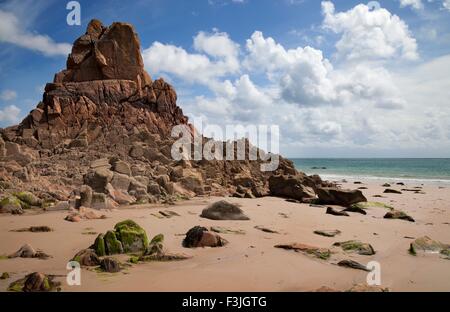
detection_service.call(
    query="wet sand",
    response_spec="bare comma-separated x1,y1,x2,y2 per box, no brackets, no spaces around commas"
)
0,181,449,292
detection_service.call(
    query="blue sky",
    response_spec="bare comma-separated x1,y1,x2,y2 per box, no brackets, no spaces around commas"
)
1,0,450,157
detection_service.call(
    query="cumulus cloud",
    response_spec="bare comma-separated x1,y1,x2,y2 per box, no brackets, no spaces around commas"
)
142,1,449,155
399,0,424,10
0,89,17,101
321,1,419,61
0,104,21,126
0,9,71,57
142,30,240,88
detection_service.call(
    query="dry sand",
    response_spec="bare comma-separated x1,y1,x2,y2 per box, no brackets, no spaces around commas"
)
0,181,449,292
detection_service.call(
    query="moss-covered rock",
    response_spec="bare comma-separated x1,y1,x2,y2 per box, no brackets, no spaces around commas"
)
0,195,23,214
8,273,60,292
93,234,106,256
14,192,42,207
350,201,394,210
104,230,124,255
114,220,149,253
146,234,164,255
334,240,376,256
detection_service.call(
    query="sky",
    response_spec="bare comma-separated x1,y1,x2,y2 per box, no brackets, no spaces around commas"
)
1,0,450,158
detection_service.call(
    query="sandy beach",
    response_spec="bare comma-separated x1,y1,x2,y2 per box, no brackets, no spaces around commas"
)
1,180,448,292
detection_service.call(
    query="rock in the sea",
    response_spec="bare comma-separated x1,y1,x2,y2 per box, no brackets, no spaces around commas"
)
326,207,349,217
333,240,375,255
313,230,341,238
274,243,331,260
384,210,415,222
100,258,121,273
268,174,316,202
72,249,100,267
383,189,402,194
337,260,370,272
316,187,367,206
182,226,228,248
201,200,249,221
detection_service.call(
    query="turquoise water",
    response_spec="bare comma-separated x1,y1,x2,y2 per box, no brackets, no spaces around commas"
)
291,158,450,185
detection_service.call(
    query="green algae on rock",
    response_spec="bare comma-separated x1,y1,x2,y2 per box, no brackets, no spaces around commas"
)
333,240,376,256
114,220,149,253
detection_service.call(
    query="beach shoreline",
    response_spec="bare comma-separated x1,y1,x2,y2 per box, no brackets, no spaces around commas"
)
0,180,449,292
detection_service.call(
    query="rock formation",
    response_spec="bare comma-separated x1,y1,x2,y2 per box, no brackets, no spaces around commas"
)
0,19,359,211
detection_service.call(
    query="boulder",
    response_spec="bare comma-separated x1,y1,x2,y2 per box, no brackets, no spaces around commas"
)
72,249,100,267
113,220,149,253
100,258,121,273
201,200,250,221
8,272,60,292
268,175,316,202
316,187,367,206
182,226,228,248
79,185,93,207
384,210,415,222
112,160,131,176
104,230,124,255
84,168,113,193
91,192,108,209
409,236,449,256
111,172,131,191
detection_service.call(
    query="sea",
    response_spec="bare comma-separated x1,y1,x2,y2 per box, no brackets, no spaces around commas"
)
291,158,450,185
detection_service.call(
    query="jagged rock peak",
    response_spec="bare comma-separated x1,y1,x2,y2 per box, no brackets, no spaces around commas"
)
54,19,152,87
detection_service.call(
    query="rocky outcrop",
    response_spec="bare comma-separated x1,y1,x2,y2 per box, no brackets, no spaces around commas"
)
0,19,353,212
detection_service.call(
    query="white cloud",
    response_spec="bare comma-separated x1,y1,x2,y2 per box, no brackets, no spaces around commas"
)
0,104,21,125
143,2,450,156
0,9,71,57
142,30,240,88
443,0,450,11
0,89,17,101
399,0,424,10
321,1,419,61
